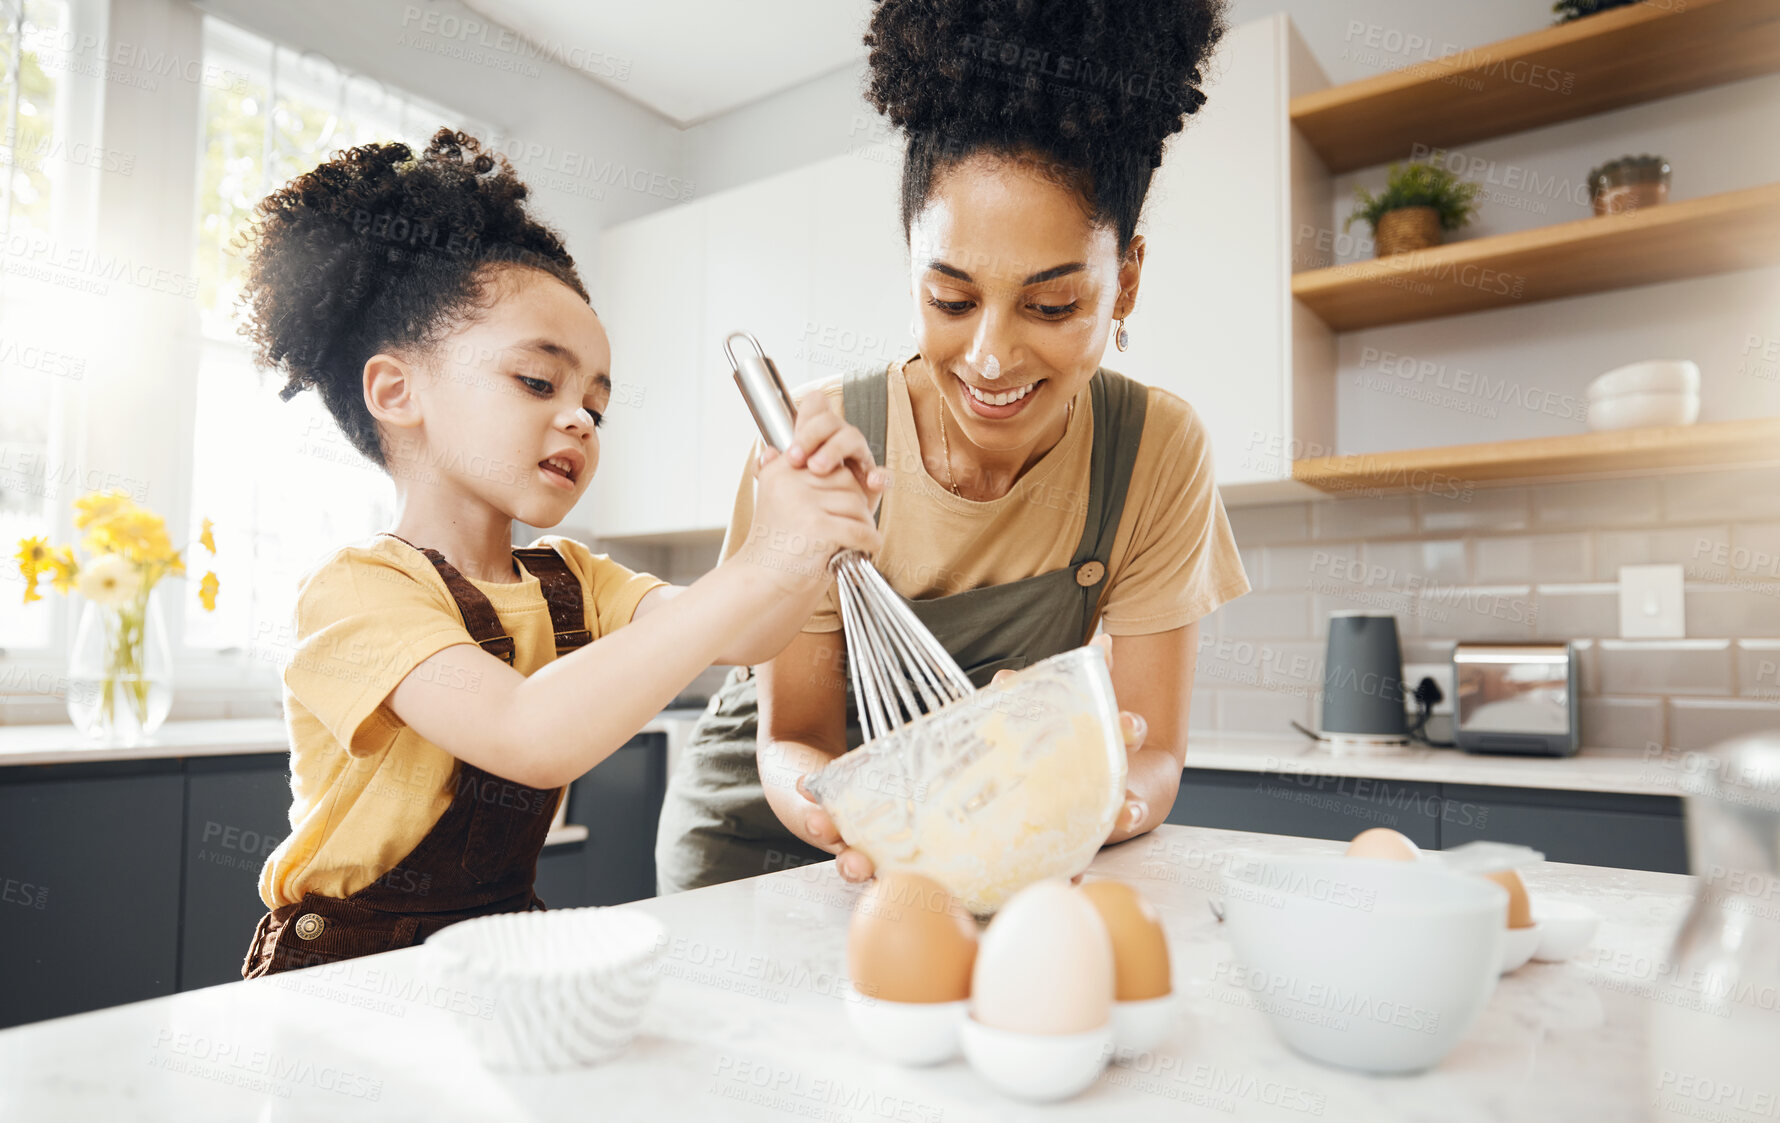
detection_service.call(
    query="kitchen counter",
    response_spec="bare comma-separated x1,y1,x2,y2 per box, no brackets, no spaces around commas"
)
1182,734,1685,798
0,824,1695,1121
0,719,1687,798
0,711,712,769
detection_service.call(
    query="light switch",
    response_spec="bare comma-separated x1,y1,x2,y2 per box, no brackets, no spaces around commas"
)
1618,564,1686,639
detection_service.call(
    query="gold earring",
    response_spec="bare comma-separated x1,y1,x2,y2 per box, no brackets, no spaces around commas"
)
1115,317,1129,352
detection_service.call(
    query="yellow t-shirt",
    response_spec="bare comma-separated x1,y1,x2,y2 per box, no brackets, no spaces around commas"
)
258,533,665,909
722,359,1250,636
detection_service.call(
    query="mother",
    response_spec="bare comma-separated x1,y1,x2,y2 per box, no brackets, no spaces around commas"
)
656,0,1247,892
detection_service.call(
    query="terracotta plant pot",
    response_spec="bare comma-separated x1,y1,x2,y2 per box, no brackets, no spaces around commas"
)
1373,206,1443,257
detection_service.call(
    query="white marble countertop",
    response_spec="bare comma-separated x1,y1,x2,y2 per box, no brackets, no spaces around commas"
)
0,711,711,769
0,824,1696,1122
1181,735,1684,798
0,717,1684,798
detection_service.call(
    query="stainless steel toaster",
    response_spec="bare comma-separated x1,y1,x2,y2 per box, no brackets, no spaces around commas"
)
1452,642,1579,757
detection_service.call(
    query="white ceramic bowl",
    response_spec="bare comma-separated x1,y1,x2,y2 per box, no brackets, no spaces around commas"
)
1110,994,1176,1057
960,1016,1113,1102
844,987,964,1065
1220,857,1505,1074
1500,923,1542,973
1587,359,1700,401
1531,901,1601,962
426,906,664,1072
1587,391,1700,431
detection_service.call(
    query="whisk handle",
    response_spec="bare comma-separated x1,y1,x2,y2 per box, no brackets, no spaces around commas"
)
724,330,798,453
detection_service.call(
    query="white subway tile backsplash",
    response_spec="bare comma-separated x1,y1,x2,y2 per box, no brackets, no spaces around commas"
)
1473,533,1591,584
1685,584,1780,636
1227,503,1311,545
1219,592,1313,639
1311,590,1417,637
1667,698,1780,751
1205,474,1780,753
1580,697,1664,752
1663,469,1780,523
1220,687,1312,735
1534,478,1662,528
1311,495,1415,540
1597,640,1734,696
1417,487,1530,534
1264,544,1356,592
1596,526,1729,582
1735,640,1780,701
1532,583,1621,640
1418,585,1536,642
1188,690,1217,733
1364,539,1469,586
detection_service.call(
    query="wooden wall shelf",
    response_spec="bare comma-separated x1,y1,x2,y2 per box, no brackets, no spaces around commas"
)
1291,182,1780,332
1291,0,1780,175
1292,417,1780,495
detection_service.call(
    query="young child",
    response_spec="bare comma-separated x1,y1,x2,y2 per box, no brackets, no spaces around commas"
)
239,129,882,977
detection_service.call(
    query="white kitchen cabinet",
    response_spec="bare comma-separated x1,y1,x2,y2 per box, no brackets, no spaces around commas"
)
804,152,914,384
697,165,817,529
587,200,706,537
586,151,910,538
1103,13,1332,502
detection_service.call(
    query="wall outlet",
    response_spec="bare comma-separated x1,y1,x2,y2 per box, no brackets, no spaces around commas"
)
1619,564,1686,639
1403,662,1454,716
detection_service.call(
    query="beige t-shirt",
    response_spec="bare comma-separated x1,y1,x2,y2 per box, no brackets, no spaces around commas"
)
258,533,665,908
720,359,1250,637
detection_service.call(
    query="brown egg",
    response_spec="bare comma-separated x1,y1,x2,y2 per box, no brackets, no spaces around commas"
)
1079,880,1171,1001
848,872,978,1003
1345,828,1421,861
1482,868,1535,929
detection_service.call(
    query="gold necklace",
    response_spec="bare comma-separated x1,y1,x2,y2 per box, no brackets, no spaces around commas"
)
936,390,1075,500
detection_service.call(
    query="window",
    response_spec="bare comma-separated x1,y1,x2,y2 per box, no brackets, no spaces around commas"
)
183,16,489,658
0,0,74,655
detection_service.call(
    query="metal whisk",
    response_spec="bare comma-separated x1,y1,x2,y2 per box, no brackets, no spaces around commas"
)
724,330,975,742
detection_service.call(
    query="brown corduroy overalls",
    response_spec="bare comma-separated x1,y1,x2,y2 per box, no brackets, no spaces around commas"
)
242,533,590,979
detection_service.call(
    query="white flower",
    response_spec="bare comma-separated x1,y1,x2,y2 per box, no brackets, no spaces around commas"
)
77,554,142,608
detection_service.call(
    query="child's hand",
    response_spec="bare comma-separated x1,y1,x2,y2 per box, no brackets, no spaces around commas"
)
741,395,884,588
771,393,886,517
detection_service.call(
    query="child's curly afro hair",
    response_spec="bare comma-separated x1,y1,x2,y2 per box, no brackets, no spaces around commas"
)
865,0,1227,252
240,128,586,469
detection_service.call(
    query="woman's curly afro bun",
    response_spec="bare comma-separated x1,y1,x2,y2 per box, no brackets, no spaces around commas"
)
865,0,1227,251
240,128,586,468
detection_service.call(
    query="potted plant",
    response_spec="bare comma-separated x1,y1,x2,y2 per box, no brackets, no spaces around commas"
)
14,489,220,744
1343,161,1481,257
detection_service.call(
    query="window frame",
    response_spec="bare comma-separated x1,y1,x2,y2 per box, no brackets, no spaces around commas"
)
0,4,504,716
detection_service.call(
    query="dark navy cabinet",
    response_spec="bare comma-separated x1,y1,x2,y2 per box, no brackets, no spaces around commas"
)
1168,767,1687,873
0,731,668,1030
0,760,185,1028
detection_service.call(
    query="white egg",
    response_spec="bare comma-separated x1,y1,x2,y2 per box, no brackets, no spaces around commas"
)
971,881,1114,1034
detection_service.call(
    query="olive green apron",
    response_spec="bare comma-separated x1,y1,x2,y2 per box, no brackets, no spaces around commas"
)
653,364,1149,894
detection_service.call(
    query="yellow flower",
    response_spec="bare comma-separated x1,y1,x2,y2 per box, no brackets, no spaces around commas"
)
199,517,216,555
74,490,134,531
77,553,143,608
14,537,49,605
198,571,220,612
47,547,78,594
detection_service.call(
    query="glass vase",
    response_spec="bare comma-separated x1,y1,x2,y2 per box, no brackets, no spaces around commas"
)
1645,733,1780,1121
66,587,174,745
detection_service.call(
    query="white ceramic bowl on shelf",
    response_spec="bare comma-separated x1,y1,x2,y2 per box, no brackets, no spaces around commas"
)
1586,391,1700,431
1586,359,1700,401
426,906,665,1072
